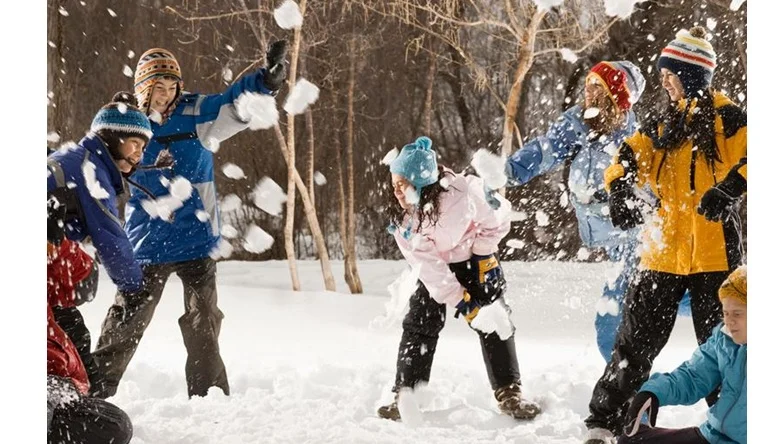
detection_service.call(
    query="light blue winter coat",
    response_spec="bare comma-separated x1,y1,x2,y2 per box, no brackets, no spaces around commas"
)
505,105,639,248
124,71,275,265
642,324,747,444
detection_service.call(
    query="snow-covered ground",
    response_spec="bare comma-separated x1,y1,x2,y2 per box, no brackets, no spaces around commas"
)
79,260,707,444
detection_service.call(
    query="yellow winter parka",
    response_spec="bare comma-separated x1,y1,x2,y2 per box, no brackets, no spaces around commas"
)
605,91,747,275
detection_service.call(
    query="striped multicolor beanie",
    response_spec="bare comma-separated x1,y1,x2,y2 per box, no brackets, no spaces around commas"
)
90,92,153,142
587,61,646,112
134,48,183,115
657,26,717,98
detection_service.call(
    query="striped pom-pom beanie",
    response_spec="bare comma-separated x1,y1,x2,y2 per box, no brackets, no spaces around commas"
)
91,92,153,143
134,48,183,114
657,26,717,98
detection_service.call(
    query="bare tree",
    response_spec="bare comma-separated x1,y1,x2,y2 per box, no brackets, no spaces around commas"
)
343,36,363,293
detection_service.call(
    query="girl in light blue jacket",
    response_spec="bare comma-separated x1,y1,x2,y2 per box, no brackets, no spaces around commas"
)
621,266,747,444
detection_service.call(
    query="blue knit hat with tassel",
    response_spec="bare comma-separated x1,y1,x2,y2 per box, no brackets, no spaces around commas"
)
390,136,439,193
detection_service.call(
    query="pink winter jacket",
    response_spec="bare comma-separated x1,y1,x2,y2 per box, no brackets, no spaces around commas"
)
393,173,511,307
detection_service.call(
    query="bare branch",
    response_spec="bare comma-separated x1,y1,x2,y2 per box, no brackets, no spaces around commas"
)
533,16,619,57
164,5,263,22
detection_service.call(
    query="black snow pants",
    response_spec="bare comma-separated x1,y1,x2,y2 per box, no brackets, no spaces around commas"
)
394,258,521,392
585,270,730,435
91,257,229,398
48,376,132,444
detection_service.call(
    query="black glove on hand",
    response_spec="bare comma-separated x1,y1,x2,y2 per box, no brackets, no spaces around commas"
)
262,39,289,92
608,179,645,231
47,195,67,245
697,166,746,222
624,391,659,437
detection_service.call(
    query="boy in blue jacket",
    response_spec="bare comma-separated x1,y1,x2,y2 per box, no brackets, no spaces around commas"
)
91,42,289,399
620,265,747,444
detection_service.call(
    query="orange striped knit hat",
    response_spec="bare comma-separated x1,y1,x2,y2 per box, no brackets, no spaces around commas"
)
657,26,717,98
134,48,183,115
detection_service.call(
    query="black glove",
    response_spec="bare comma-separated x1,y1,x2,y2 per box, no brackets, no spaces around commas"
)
623,391,659,437
697,166,746,222
47,194,67,245
262,40,288,92
608,179,645,231
454,254,505,322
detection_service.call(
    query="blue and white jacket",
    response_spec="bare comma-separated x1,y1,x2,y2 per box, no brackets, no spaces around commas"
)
505,105,639,248
642,324,746,444
47,135,143,294
124,71,274,265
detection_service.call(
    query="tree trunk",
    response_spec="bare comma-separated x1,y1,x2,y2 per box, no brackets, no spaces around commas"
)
331,89,349,262
282,0,308,291
500,9,547,159
344,37,363,294
274,124,336,291
306,108,316,204
421,48,438,134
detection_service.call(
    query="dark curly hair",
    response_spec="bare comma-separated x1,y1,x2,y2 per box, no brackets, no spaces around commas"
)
389,165,456,232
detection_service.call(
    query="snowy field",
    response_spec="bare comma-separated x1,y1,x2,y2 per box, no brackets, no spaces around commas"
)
79,260,708,444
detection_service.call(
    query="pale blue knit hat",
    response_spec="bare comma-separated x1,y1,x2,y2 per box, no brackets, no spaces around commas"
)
390,136,439,193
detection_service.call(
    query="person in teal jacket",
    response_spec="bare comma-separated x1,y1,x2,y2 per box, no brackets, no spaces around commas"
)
620,265,747,444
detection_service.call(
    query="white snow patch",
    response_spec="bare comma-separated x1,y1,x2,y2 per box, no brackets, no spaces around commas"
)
596,296,620,317
603,0,647,19
58,6,69,16
195,210,210,222
729,0,745,11
221,163,246,180
107,8,117,17
470,148,507,190
82,161,109,200
274,0,304,29
314,171,327,185
559,48,579,63
403,186,420,206
252,177,287,216
370,263,421,330
584,107,600,119
243,225,274,254
122,65,133,78
470,301,514,340
706,18,717,31
283,78,320,116
149,110,163,124
510,211,528,222
208,238,234,260
226,45,235,52
47,132,61,143
381,148,399,166
535,210,550,227
532,0,565,9
222,67,234,82
235,92,279,130
220,224,238,239
506,239,526,249
127,50,135,59
220,194,243,213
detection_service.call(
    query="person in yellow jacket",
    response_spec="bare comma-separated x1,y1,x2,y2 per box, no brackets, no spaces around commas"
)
583,26,747,444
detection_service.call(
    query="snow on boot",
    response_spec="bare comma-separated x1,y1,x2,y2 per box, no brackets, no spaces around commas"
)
584,427,616,444
377,393,400,421
494,383,541,420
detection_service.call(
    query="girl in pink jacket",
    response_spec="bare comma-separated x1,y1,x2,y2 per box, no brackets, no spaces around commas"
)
377,136,541,422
